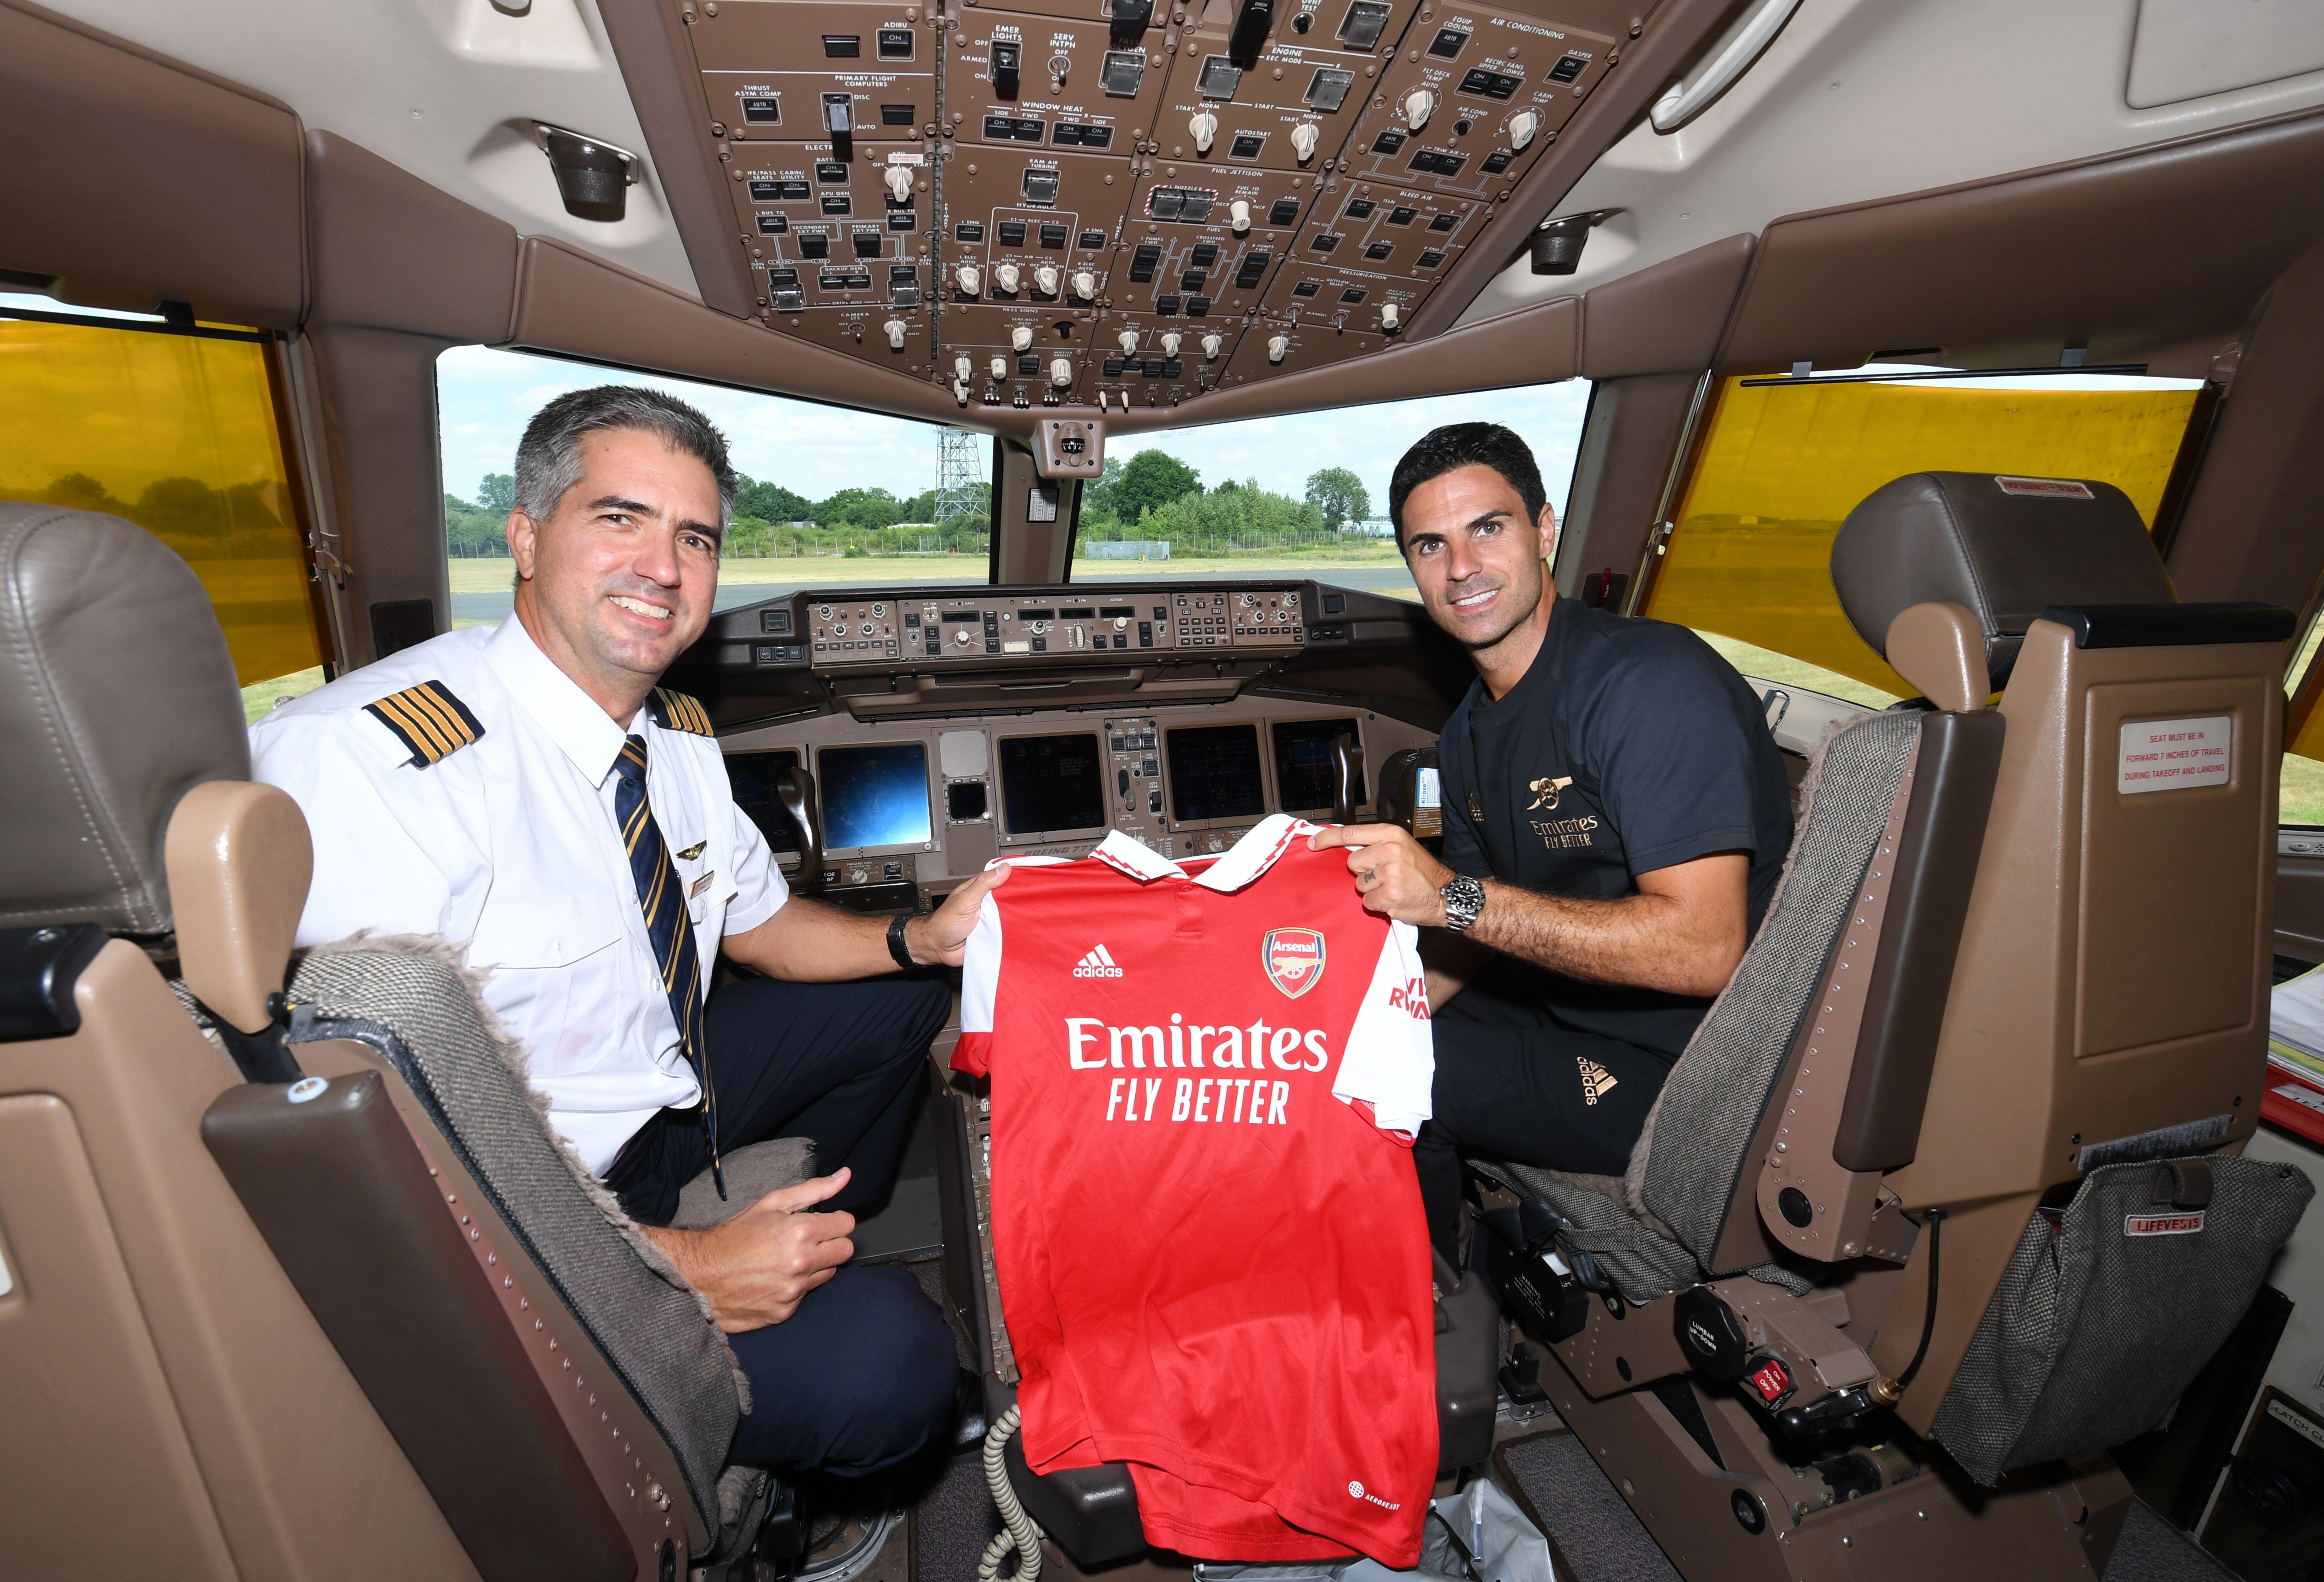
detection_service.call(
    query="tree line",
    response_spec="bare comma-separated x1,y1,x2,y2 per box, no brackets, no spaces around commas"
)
1077,454,1374,553
444,471,993,558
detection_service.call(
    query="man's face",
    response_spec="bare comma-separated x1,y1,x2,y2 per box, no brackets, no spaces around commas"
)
1400,463,1555,651
507,426,723,712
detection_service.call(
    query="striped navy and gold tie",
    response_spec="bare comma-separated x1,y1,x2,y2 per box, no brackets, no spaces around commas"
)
612,733,723,1198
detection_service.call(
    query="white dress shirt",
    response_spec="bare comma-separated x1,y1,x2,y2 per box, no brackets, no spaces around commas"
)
250,617,787,1173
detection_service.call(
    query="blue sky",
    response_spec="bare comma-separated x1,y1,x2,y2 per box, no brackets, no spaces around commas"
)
436,344,1593,519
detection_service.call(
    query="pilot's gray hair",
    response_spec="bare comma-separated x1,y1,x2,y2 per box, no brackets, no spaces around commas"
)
512,385,739,530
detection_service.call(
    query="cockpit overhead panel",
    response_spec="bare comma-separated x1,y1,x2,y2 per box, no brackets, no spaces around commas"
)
662,0,1639,396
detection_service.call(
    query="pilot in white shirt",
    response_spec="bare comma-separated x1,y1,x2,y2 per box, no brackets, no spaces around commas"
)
252,385,1000,1476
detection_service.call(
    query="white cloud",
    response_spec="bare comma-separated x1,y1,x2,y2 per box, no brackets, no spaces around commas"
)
435,344,1591,516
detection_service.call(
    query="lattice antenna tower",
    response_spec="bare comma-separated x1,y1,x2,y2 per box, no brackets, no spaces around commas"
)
935,427,986,523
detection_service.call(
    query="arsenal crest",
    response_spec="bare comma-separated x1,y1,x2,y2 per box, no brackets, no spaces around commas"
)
1262,928,1327,998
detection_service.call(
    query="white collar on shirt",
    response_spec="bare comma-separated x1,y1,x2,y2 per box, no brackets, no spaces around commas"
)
481,616,643,788
1083,813,1323,893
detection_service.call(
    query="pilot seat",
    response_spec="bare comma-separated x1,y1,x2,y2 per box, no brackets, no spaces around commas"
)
1463,471,2315,1579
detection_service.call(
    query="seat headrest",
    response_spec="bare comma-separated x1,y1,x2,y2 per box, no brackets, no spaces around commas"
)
1830,472,2176,685
1,502,249,933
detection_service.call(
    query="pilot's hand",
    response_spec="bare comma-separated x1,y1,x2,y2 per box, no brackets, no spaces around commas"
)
1309,823,1455,927
906,862,1011,967
642,1167,858,1331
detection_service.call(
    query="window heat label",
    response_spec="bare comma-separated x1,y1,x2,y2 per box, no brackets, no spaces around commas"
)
2118,715,2232,794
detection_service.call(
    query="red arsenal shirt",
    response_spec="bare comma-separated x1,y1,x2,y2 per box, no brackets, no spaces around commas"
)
952,815,1437,1564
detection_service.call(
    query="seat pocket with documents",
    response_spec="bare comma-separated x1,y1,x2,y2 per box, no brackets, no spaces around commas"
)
1932,1154,2313,1486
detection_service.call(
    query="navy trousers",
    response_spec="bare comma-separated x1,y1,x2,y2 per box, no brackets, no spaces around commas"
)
605,975,958,1475
1414,967,1674,1263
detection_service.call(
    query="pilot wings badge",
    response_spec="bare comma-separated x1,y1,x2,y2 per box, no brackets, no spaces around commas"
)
1261,928,1327,999
1528,775,1574,811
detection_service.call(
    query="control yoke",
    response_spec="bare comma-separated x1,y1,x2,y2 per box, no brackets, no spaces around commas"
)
778,765,825,893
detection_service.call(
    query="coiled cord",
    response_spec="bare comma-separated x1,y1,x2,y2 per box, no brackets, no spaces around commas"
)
977,1404,1044,1582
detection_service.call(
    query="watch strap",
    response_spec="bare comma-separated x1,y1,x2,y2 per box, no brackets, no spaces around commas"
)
886,912,918,970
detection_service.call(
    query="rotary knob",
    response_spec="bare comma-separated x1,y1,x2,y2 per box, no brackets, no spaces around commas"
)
883,318,908,350
870,603,885,617
1267,334,1288,363
990,355,1009,380
1113,616,1130,631
1050,356,1074,386
1239,591,1258,608
817,604,834,620
953,353,973,381
995,262,1022,294
1403,87,1434,131
1071,269,1098,301
883,165,914,202
1188,109,1218,155
954,628,973,646
955,263,982,295
1118,330,1140,354
1380,302,1401,331
1161,331,1182,356
1201,332,1223,358
1011,325,1035,352
1230,198,1252,233
1508,109,1540,151
1034,264,1062,295
1290,121,1320,162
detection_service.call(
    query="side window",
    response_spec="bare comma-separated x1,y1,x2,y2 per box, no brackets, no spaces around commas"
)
1070,382,1591,586
2282,620,2324,827
1642,367,2205,710
433,347,990,628
0,299,330,721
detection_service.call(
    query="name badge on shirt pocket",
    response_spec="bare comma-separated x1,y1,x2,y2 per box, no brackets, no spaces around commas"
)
689,870,715,898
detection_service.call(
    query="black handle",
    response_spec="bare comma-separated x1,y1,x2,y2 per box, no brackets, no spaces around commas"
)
779,765,825,893
1227,0,1276,63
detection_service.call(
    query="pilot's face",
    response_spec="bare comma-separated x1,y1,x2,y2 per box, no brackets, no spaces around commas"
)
508,426,723,712
1400,463,1554,652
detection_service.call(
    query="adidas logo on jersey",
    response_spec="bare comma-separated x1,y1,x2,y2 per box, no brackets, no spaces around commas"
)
1576,1057,1619,1106
1074,944,1124,978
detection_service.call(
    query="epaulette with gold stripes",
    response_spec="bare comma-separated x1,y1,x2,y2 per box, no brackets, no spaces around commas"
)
649,687,714,736
364,680,485,767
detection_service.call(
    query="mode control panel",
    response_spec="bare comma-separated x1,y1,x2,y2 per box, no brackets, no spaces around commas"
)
799,585,1310,668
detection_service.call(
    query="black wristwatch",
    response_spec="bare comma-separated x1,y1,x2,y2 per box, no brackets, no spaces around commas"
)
1440,875,1485,933
886,913,920,970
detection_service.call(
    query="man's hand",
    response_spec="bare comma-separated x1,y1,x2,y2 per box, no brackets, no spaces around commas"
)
1309,824,1455,926
905,862,1010,967
640,1167,858,1332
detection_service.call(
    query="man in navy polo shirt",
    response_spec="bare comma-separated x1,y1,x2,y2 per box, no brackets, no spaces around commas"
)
1312,423,1792,1261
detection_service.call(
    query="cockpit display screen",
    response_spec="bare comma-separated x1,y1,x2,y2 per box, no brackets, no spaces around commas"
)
997,732,1107,835
1272,718,1363,813
818,743,934,850
1166,724,1267,822
724,749,801,854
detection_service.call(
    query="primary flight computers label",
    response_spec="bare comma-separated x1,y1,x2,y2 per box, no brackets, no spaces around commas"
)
2118,715,2232,794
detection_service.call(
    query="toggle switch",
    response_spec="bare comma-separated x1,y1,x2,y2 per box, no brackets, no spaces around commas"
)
990,355,1009,380
883,165,914,203
1402,87,1433,131
992,40,1021,98
1230,198,1252,233
1189,109,1218,155
884,318,909,349
1201,331,1224,358
956,263,982,295
1035,264,1061,294
1160,331,1182,356
1267,334,1287,362
1118,329,1140,353
995,261,1022,294
1011,324,1035,352
1508,108,1539,150
1072,269,1098,300
1290,121,1320,162
1050,356,1074,386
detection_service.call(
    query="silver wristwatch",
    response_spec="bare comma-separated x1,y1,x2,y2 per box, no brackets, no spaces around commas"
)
1440,875,1485,933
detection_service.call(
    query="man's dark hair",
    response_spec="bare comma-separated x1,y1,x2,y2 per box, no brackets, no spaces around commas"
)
1387,422,1547,549
513,385,739,529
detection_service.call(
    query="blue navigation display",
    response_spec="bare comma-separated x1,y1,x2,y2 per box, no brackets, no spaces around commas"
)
818,743,934,851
